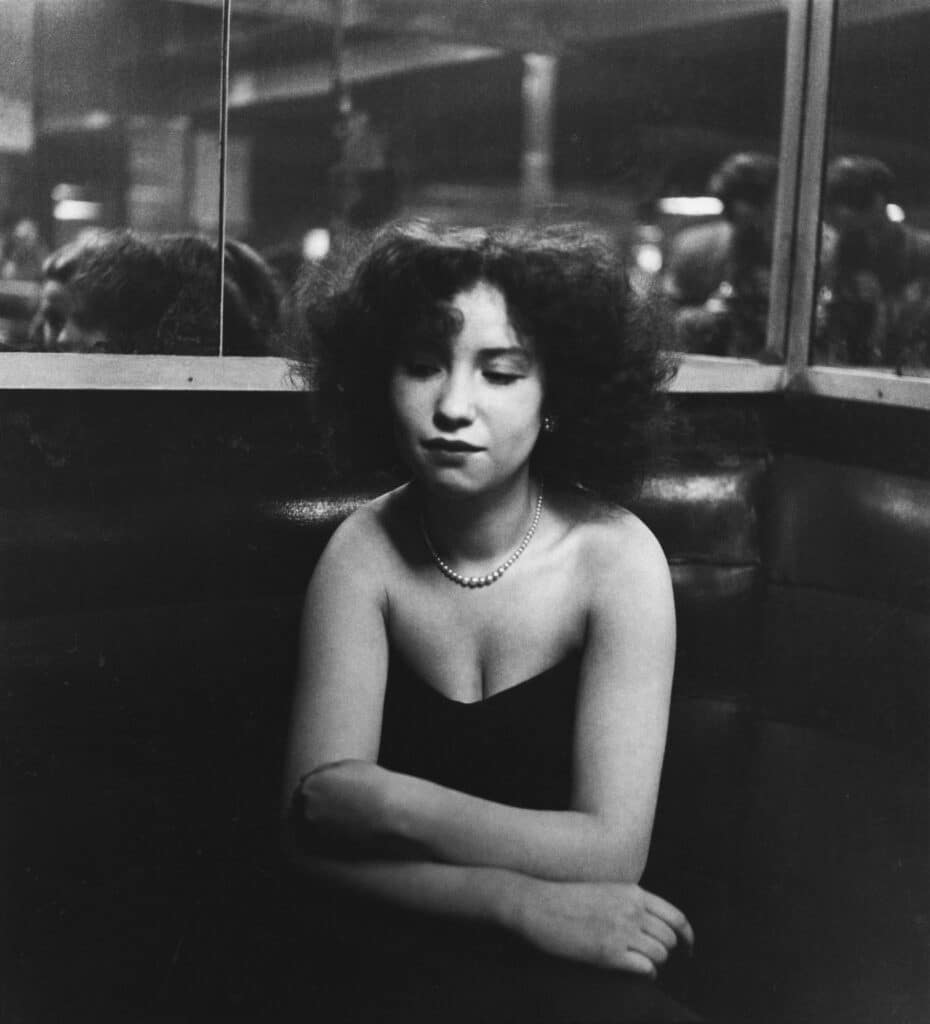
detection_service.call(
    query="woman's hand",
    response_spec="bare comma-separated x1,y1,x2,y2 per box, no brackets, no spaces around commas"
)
510,878,694,978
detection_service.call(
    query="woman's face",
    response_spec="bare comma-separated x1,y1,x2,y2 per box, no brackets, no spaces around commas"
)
389,281,545,497
35,281,72,350
35,281,108,352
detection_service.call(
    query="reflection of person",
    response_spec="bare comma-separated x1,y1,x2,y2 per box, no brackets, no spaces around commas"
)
815,156,930,369
283,224,695,1022
32,231,169,352
31,231,282,355
156,235,283,356
1,218,49,282
331,109,399,230
663,152,778,357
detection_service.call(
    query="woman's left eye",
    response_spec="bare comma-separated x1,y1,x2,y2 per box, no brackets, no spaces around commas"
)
483,371,521,385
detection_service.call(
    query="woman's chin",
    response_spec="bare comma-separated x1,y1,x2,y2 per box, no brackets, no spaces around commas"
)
414,467,535,505
416,469,486,497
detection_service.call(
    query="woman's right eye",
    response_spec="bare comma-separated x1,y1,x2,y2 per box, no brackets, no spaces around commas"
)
402,360,440,378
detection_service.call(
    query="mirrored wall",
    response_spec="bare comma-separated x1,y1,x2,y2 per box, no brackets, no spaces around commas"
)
813,0,930,377
1,0,793,368
0,0,226,355
230,0,790,361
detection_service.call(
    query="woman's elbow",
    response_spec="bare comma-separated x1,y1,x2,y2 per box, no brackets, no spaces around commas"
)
595,827,650,884
622,848,649,885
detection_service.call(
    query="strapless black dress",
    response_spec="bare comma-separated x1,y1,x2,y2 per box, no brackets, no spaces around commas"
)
377,648,583,809
276,647,701,1023
167,650,699,1021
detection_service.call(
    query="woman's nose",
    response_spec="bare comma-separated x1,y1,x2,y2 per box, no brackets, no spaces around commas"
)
433,370,474,427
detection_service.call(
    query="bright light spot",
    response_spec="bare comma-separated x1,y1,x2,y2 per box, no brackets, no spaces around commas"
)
53,200,103,222
634,244,663,274
51,183,84,202
886,203,905,223
658,196,724,217
303,228,331,262
85,110,113,130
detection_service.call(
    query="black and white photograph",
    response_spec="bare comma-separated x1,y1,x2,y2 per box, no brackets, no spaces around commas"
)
1,1,928,1022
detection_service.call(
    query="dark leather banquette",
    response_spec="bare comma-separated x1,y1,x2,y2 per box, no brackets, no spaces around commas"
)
1,391,927,1023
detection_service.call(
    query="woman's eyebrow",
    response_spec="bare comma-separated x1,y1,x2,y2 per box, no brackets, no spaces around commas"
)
479,346,531,360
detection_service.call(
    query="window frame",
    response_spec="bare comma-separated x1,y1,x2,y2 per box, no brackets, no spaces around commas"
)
781,0,930,410
3,0,929,409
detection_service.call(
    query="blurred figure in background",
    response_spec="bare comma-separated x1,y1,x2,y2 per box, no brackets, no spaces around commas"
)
33,231,169,352
663,152,778,358
330,109,399,232
0,216,49,349
31,231,282,355
1,218,49,282
815,155,930,370
155,235,284,356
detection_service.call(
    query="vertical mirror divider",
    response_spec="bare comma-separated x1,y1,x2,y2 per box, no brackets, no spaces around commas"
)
217,0,232,356
766,0,811,369
784,0,836,379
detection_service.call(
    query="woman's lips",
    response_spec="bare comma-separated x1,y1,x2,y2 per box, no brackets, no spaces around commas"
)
422,438,484,453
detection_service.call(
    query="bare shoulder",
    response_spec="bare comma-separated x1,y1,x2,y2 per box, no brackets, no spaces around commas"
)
552,490,671,598
311,484,411,587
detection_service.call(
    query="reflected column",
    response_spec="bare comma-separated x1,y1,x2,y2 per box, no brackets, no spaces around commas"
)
521,53,558,214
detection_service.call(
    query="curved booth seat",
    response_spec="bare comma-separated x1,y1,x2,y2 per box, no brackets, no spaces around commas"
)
1,452,927,1024
757,456,930,756
764,455,930,609
0,490,377,619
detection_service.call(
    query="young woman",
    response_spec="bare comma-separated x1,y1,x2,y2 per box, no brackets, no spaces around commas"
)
283,223,696,1022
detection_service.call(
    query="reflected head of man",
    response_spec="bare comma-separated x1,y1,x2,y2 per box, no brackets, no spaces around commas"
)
824,155,895,236
708,152,779,248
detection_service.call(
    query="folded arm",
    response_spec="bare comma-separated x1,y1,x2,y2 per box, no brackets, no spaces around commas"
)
282,817,692,975
296,760,645,882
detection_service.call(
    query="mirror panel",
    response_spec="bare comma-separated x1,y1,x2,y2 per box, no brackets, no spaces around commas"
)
813,0,930,376
0,0,225,356
229,0,790,359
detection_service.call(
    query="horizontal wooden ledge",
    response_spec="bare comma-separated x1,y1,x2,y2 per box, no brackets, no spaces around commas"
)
0,353,298,391
8,355,928,407
670,355,786,393
0,352,787,393
791,365,930,410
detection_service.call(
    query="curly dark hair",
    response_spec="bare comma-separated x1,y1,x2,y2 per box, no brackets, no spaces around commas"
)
42,231,171,352
708,152,779,214
38,231,282,355
294,222,676,502
825,155,895,211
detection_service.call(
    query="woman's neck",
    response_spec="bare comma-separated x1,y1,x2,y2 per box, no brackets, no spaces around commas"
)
419,472,540,570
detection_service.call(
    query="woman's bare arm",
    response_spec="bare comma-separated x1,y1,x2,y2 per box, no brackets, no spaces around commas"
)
282,827,692,975
284,507,689,969
283,505,392,796
291,513,675,885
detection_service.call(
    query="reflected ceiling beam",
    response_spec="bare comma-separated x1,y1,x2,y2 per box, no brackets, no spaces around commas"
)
174,0,930,41
218,36,499,110
841,0,930,22
173,0,786,50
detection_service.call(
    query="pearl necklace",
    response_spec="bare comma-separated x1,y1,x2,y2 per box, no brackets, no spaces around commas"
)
420,486,544,589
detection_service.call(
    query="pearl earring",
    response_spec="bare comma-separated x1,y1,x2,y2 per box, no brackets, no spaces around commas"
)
543,415,557,434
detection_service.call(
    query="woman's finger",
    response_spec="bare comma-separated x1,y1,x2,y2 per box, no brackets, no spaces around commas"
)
643,892,695,949
619,950,658,979
628,933,669,965
642,913,678,951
